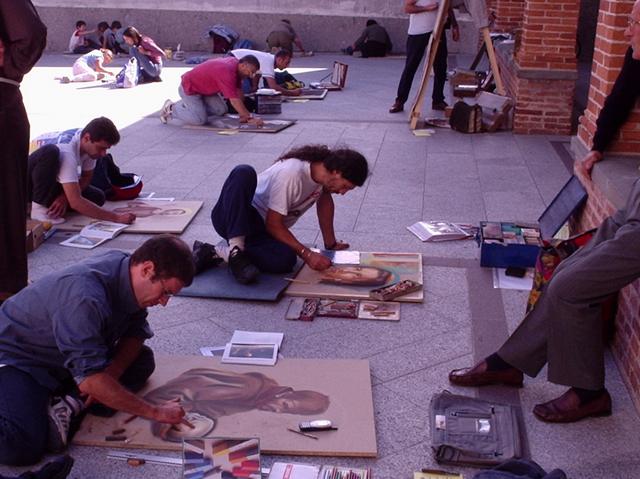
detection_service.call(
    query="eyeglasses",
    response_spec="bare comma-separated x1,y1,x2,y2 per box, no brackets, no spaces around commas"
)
629,17,640,28
160,279,174,299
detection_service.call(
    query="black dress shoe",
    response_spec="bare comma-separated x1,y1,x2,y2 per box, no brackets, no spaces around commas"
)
432,100,448,111
389,101,404,113
449,360,524,387
192,240,223,275
533,388,612,423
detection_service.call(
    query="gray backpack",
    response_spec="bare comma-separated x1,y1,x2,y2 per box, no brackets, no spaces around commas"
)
430,391,525,467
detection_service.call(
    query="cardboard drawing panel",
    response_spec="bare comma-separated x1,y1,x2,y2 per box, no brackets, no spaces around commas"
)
73,357,377,457
56,200,203,234
184,119,296,133
285,252,423,303
285,88,328,100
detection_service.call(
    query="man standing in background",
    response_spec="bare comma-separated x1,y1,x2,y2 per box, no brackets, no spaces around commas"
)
0,0,47,304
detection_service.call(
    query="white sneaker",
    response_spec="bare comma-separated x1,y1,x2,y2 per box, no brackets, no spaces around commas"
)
160,99,173,124
31,202,66,225
47,395,85,452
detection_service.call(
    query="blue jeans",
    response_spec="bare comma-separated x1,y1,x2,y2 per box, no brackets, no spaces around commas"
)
0,346,155,466
129,46,162,82
211,165,297,273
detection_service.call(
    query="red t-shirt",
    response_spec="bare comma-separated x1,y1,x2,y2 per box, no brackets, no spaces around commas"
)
181,56,240,99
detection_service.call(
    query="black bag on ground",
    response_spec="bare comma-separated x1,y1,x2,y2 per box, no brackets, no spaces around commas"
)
430,391,525,467
450,101,483,133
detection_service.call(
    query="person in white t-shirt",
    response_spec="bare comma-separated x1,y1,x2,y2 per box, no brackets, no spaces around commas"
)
195,145,369,284
27,117,136,225
230,48,301,96
389,0,458,113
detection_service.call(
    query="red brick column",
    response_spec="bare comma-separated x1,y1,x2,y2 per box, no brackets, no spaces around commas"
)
577,0,639,154
490,0,526,32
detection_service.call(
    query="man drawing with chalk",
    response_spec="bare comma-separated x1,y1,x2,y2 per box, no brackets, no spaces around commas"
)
0,236,195,466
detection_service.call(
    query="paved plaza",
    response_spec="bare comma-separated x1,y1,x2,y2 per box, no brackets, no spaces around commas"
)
2,52,640,478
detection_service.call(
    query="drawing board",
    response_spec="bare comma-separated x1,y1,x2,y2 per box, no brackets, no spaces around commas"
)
285,252,423,303
73,356,377,457
284,88,328,100
184,119,295,133
56,200,203,234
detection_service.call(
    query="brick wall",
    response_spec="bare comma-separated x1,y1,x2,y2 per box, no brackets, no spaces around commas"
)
493,0,579,134
577,0,640,154
572,176,640,413
490,0,526,33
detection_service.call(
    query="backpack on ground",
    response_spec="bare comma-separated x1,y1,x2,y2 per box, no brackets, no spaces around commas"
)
449,101,483,133
430,391,525,467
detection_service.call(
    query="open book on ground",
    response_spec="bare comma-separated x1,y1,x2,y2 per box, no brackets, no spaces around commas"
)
221,330,284,366
407,221,478,242
59,221,128,249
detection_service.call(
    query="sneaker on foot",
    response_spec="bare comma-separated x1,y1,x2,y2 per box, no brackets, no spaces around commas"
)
31,202,66,225
228,246,259,284
193,240,223,275
47,395,84,452
160,99,173,124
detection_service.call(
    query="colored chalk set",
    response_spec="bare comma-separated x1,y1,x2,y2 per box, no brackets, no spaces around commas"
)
183,437,260,479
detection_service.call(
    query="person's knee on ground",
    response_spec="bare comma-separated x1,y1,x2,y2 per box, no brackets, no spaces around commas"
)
81,185,106,206
120,345,155,392
246,241,297,274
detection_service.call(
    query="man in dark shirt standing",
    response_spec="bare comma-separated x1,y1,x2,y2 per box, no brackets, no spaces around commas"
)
0,0,46,304
0,235,195,466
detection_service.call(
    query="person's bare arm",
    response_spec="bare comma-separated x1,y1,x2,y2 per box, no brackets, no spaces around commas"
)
94,58,113,76
265,209,331,270
79,372,185,424
228,97,264,126
316,190,348,250
103,337,144,380
405,0,438,14
61,181,135,223
574,150,603,181
265,76,301,96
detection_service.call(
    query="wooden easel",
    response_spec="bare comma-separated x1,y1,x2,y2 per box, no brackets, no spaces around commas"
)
409,1,506,129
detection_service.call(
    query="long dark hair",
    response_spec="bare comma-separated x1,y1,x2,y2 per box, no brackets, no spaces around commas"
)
122,26,143,45
279,145,369,187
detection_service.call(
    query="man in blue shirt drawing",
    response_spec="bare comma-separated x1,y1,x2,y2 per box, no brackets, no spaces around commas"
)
0,235,195,466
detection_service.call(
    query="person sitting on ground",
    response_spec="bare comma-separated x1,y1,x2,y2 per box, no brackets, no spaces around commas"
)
27,117,136,225
102,20,128,55
0,235,194,466
84,21,109,52
159,55,264,127
58,48,114,83
122,26,165,83
192,145,369,284
68,20,97,54
266,19,310,56
343,19,392,58
230,48,301,96
450,10,640,422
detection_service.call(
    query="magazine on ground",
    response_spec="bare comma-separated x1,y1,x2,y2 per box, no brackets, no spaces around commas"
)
407,221,477,242
221,330,284,366
59,221,129,249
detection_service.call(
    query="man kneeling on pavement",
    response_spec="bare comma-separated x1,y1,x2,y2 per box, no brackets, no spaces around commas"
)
193,145,369,284
0,235,194,466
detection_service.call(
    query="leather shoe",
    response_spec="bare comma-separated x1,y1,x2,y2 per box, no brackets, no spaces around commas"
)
533,388,612,423
389,101,404,113
449,360,524,387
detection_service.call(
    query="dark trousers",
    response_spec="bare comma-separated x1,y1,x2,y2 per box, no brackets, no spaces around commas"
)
0,346,155,466
0,84,28,294
211,165,297,273
395,31,448,105
359,41,387,58
27,144,106,208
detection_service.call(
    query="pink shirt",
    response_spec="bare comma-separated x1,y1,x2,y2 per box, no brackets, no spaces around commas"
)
181,56,240,99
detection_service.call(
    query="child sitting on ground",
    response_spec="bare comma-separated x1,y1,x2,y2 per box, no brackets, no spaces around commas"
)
58,48,114,83
68,20,98,54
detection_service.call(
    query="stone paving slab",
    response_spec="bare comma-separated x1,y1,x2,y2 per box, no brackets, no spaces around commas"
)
1,52,639,479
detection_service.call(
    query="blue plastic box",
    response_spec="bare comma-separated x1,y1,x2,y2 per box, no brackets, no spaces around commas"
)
479,176,588,268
